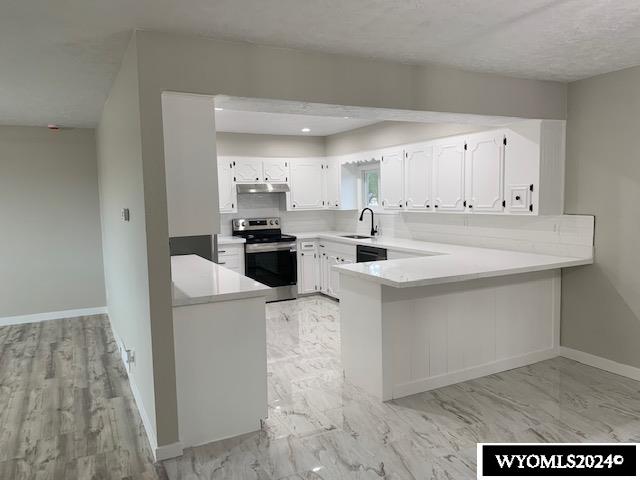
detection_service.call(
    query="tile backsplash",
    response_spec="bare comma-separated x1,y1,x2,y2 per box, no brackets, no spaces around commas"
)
219,193,334,235
219,193,593,258
334,210,594,258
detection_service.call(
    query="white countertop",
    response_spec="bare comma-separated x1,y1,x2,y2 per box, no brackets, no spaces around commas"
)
289,232,593,288
171,255,270,306
217,235,245,245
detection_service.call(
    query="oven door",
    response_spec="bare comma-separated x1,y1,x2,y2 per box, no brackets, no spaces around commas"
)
245,242,297,287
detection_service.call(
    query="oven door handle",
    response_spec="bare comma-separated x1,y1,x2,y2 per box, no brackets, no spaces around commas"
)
245,243,297,253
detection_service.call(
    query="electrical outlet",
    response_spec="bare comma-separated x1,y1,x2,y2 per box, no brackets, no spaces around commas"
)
125,349,135,366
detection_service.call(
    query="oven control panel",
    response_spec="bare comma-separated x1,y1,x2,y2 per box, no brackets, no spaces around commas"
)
232,217,280,232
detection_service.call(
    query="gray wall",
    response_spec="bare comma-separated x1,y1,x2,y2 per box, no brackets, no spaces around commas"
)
562,66,640,368
325,121,487,155
96,35,169,448
216,132,325,157
0,126,105,318
109,29,568,448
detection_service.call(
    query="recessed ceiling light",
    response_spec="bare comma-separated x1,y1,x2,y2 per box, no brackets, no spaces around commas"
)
343,116,350,119
214,107,224,111
301,127,311,133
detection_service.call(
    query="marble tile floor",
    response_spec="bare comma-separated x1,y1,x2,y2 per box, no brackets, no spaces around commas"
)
163,295,640,480
0,315,165,480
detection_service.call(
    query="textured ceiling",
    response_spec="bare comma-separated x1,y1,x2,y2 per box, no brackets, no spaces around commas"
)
2,0,640,127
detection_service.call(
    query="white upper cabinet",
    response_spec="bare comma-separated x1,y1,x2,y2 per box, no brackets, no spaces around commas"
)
217,157,237,213
263,158,290,183
288,158,324,210
213,121,564,217
323,157,341,209
434,138,466,212
465,131,505,213
380,147,404,210
234,157,263,183
404,143,434,211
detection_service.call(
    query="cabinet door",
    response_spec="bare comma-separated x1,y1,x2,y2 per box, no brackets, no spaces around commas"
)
263,158,289,183
466,132,505,213
328,255,342,298
380,148,404,210
298,250,317,294
434,139,466,212
217,157,237,213
288,158,325,210
234,157,263,183
318,246,329,293
404,143,433,210
323,158,341,209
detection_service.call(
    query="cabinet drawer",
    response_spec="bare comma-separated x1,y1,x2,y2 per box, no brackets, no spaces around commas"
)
299,240,317,251
217,244,244,256
217,254,242,272
318,240,356,257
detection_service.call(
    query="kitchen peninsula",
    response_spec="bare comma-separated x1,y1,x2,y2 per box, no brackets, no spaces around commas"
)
332,236,593,401
171,254,270,447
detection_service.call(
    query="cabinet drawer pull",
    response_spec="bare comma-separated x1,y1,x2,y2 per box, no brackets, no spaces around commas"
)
218,250,226,253
218,262,226,265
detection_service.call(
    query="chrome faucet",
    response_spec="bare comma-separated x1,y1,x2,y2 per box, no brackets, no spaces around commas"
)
359,208,378,237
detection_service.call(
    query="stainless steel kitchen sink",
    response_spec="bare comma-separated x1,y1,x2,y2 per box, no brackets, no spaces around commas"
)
340,234,371,239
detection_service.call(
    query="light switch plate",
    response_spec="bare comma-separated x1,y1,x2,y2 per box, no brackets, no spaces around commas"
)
121,208,130,222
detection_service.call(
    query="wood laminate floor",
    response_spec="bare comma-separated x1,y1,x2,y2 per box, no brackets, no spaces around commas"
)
0,315,164,480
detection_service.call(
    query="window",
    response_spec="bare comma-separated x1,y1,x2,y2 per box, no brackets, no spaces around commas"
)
362,167,380,208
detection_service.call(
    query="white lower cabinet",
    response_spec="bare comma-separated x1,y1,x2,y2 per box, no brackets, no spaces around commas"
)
217,243,245,275
315,241,356,299
297,240,319,294
319,244,329,295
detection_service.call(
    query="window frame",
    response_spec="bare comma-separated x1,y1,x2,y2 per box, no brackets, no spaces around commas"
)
360,164,381,210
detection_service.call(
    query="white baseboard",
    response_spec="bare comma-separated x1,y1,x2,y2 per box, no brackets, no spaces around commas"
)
0,306,107,327
155,441,186,461
559,347,640,383
392,348,558,400
110,322,184,462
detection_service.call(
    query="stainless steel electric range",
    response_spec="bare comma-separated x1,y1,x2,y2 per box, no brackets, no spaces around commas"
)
232,217,297,302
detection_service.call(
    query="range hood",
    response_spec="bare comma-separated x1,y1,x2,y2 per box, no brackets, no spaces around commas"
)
236,183,290,194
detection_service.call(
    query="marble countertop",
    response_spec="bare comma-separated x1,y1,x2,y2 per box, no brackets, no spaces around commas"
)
288,231,593,288
217,235,245,245
171,255,270,306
